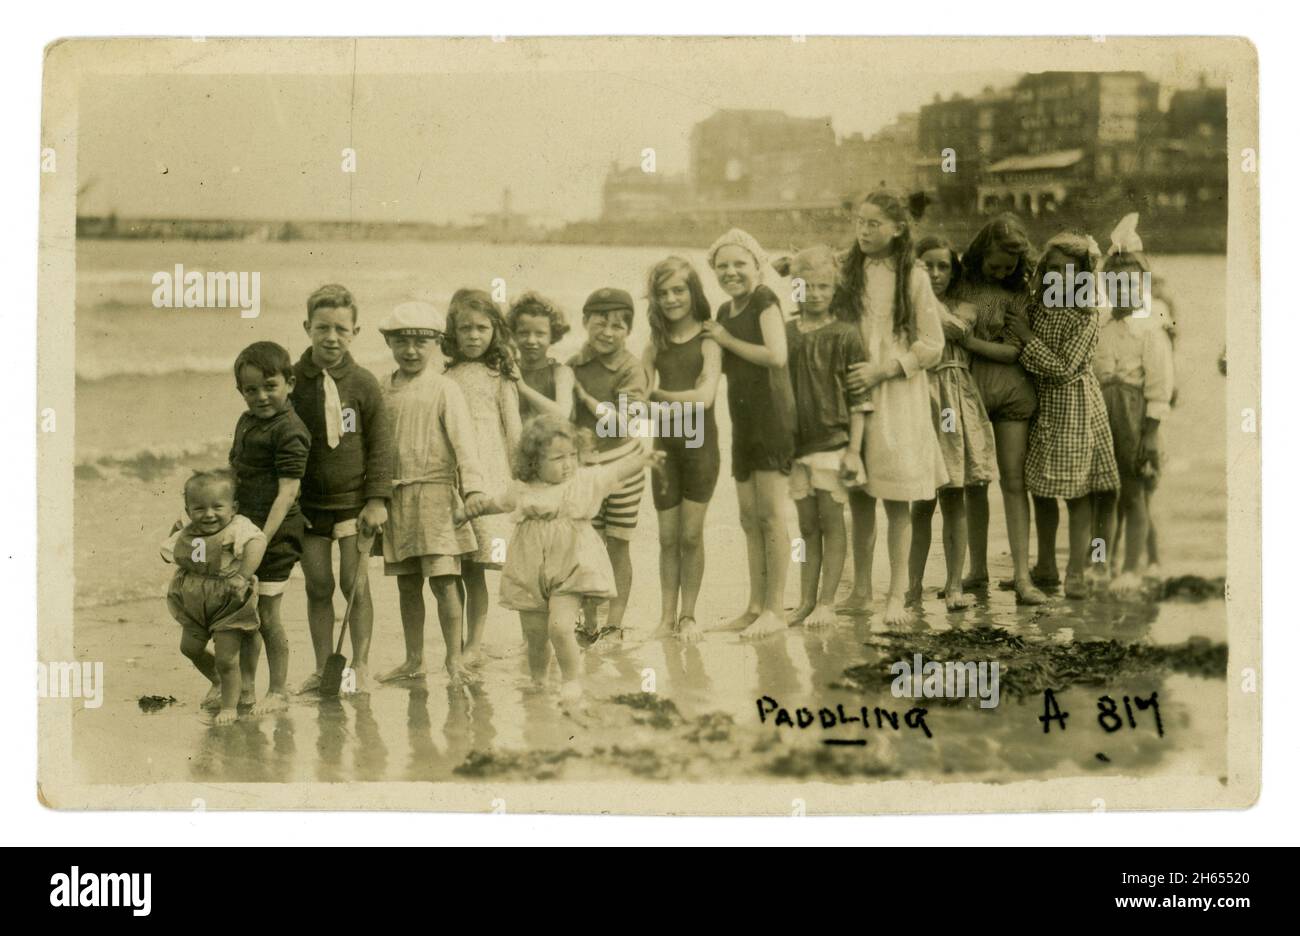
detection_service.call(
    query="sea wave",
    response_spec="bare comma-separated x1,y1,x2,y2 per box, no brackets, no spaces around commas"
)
76,436,231,481
76,354,394,382
76,355,240,381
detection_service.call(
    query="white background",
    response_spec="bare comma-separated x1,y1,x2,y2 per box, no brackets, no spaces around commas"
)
2,2,1290,847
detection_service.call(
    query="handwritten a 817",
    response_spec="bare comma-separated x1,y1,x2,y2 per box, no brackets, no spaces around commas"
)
1039,688,1164,736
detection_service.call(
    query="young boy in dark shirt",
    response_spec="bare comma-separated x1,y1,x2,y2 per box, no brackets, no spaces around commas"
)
291,284,393,693
229,341,312,712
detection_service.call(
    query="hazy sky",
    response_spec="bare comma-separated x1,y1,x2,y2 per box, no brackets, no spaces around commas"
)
77,61,1202,226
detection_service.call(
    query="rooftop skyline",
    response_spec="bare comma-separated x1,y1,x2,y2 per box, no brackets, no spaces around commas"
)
77,64,1212,227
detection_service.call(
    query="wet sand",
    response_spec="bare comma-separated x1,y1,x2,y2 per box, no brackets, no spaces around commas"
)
71,492,1227,788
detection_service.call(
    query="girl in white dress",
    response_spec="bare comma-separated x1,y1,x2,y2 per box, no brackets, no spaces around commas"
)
443,289,523,665
833,190,949,625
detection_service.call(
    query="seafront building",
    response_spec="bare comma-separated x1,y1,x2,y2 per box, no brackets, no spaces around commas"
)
598,71,1228,250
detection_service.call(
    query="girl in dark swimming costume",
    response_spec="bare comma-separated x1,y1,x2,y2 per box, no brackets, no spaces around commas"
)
702,228,798,639
642,256,721,643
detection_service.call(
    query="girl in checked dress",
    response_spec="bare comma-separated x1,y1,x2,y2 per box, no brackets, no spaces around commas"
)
1005,231,1119,600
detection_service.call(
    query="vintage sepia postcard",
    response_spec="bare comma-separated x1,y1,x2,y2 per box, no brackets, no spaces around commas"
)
36,36,1259,814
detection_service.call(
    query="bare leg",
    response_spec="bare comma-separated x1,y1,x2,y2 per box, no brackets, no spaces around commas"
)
180,632,220,708
519,611,551,684
1112,482,1149,593
908,498,937,603
1091,490,1118,583
723,478,764,629
790,496,822,624
1144,485,1161,568
251,594,289,713
940,488,972,610
840,489,876,610
432,576,471,683
461,561,489,664
299,535,336,690
655,505,682,634
1031,495,1060,582
739,470,792,637
1064,495,1094,598
995,420,1044,604
604,538,633,630
807,490,847,626
964,483,990,585
213,630,242,725
337,535,372,691
881,500,913,626
676,499,709,641
1121,482,1150,575
238,628,261,706
548,594,584,699
380,573,428,682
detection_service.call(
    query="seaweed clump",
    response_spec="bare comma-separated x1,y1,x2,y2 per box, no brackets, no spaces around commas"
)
842,628,1227,704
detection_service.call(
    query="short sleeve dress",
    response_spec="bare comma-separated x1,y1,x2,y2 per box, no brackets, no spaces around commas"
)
498,464,625,612
446,361,520,568
930,299,998,488
161,514,265,635
856,259,950,502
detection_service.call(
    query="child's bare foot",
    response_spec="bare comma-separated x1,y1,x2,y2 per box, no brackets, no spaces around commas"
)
214,707,239,726
1031,565,1062,589
200,684,222,711
1063,573,1088,600
836,591,872,615
1108,571,1143,596
719,609,760,631
677,615,702,643
296,672,322,695
787,602,816,625
249,691,288,716
1014,579,1049,605
378,660,426,683
962,574,989,592
739,610,787,639
343,664,370,695
652,618,677,638
881,599,913,627
904,584,923,607
1000,568,1060,591
446,662,478,687
238,689,256,708
1085,563,1110,587
462,646,487,668
945,590,974,611
804,604,837,628
559,680,584,704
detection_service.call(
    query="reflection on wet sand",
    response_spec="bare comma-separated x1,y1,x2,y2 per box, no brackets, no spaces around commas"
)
107,585,1228,787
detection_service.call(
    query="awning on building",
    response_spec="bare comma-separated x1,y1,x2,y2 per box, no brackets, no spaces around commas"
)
986,148,1085,174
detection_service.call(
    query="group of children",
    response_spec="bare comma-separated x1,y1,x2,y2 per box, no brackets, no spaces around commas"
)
160,194,1175,719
